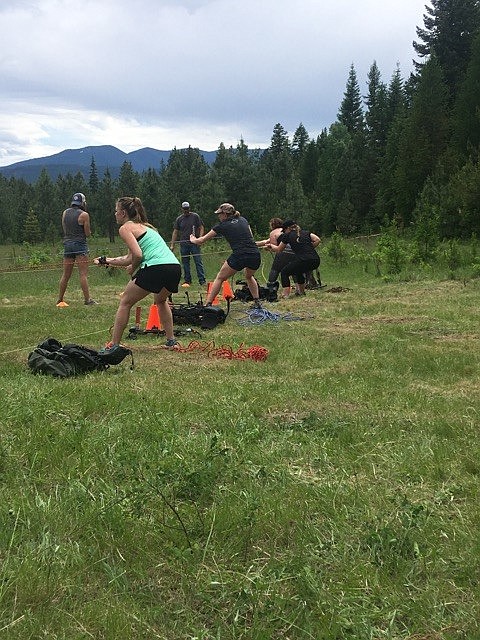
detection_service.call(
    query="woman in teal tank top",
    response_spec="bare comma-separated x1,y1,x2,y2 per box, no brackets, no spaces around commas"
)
94,196,181,352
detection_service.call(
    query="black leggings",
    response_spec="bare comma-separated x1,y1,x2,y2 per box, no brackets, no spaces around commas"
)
280,256,320,285
269,253,297,287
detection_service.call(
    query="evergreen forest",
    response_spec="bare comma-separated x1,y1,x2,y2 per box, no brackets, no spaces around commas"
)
1,0,480,247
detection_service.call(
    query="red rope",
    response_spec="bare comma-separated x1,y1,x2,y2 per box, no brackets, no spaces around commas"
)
175,340,268,361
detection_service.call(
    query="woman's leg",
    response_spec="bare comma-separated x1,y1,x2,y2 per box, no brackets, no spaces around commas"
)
280,268,292,297
111,280,149,344
76,254,91,302
206,262,236,304
58,257,75,302
245,268,260,300
154,289,175,341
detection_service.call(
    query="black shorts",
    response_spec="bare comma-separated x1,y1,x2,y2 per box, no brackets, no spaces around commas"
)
227,251,261,272
132,263,181,294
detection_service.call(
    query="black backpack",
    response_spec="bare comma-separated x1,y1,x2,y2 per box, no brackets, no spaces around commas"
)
172,303,227,330
234,280,279,302
27,338,132,377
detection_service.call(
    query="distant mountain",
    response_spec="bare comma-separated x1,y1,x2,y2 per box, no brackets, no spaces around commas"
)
0,145,218,183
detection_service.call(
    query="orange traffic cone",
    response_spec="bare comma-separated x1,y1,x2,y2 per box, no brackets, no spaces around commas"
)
222,279,234,301
145,304,162,330
206,282,219,305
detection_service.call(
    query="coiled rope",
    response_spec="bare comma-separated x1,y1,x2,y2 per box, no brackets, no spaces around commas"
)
236,308,310,325
172,340,269,361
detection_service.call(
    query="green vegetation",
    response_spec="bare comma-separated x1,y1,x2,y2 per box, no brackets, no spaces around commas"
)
0,237,479,639
1,2,480,246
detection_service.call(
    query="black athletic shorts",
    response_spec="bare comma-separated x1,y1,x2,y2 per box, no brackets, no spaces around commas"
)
227,251,261,271
132,263,181,294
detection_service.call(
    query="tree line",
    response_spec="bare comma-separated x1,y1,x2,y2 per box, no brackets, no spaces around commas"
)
1,0,479,248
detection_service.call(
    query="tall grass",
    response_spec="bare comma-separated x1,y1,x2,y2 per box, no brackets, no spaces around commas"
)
0,238,479,639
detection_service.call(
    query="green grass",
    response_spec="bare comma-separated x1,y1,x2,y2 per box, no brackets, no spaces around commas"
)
0,241,479,639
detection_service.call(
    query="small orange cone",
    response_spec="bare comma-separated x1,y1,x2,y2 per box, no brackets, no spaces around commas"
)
222,279,234,300
206,282,219,305
145,304,162,330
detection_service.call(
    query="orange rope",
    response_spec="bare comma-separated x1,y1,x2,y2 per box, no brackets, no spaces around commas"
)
175,340,268,361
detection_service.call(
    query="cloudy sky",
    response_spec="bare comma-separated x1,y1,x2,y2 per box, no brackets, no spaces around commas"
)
0,0,427,167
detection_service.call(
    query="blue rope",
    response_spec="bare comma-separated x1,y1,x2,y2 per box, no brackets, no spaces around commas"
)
236,308,309,325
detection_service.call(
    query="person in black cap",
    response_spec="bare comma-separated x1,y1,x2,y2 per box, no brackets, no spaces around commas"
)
256,217,300,298
170,201,206,287
268,220,320,296
56,192,97,307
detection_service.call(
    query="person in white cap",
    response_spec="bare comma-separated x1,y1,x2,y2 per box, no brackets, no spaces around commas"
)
56,192,97,307
170,201,206,287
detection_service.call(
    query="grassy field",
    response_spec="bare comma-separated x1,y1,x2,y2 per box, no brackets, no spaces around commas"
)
0,239,479,639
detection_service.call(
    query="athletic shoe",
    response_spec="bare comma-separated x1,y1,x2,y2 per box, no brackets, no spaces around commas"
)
56,301,69,308
250,300,263,310
181,282,190,288
162,338,180,350
84,299,98,305
199,281,207,286
98,341,120,355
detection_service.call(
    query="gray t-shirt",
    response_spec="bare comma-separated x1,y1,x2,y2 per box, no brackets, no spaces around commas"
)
174,212,203,242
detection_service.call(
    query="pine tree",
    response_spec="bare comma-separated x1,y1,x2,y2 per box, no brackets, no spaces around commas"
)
413,0,480,99
292,123,310,163
365,61,389,151
298,140,320,198
23,208,41,243
33,168,59,238
372,67,408,227
89,156,99,193
363,62,389,228
387,65,407,123
139,168,162,230
338,64,364,134
394,56,450,225
258,123,293,213
451,30,480,157
116,161,139,197
97,169,116,242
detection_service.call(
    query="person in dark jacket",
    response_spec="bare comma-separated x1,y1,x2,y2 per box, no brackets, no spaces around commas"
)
268,219,320,296
56,192,97,307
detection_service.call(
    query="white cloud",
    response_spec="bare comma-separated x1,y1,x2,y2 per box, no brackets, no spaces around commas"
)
0,0,426,166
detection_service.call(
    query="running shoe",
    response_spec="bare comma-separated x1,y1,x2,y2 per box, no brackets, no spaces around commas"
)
85,299,98,305
98,341,120,355
162,338,180,350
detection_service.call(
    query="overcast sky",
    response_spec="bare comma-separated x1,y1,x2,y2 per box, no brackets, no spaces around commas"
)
0,0,427,167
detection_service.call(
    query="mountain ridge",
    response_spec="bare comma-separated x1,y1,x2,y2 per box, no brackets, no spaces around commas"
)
0,145,219,182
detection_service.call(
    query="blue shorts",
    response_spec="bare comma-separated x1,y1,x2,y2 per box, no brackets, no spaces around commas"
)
64,240,88,258
133,263,181,294
227,252,261,272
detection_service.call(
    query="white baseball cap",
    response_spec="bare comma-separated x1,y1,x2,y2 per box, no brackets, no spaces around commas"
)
181,201,190,209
